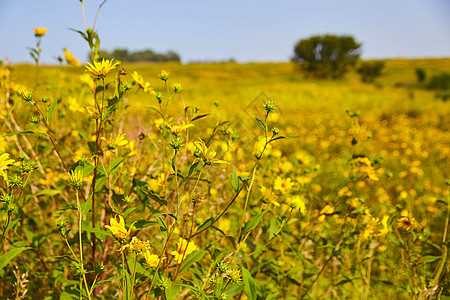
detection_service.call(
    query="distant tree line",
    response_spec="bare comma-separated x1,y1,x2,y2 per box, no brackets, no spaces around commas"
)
98,48,181,63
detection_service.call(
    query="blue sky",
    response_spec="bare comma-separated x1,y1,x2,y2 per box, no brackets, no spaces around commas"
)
0,0,449,64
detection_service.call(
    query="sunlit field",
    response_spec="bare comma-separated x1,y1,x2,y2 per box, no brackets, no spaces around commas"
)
1,23,449,300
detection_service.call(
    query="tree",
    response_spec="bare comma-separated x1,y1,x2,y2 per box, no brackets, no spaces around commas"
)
293,34,361,78
415,68,426,83
357,60,385,83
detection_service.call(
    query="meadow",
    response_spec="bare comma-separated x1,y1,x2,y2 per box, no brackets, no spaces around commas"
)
1,46,450,300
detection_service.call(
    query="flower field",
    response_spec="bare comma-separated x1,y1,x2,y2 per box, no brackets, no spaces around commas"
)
0,21,449,300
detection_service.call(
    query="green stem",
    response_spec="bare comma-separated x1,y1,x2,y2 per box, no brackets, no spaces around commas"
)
76,190,92,300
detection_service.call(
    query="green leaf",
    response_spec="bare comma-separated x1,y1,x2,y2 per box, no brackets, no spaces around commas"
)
145,106,164,118
0,244,31,271
81,220,109,239
156,216,168,238
133,219,157,229
105,157,124,175
95,173,107,192
418,255,441,264
34,189,62,197
241,267,256,300
5,130,46,137
254,117,266,131
179,250,206,273
47,97,58,124
212,226,236,249
270,135,300,143
240,211,267,242
187,161,200,178
196,217,214,233
80,197,92,216
165,282,181,300
171,153,177,173
93,275,122,289
231,166,239,192
191,114,209,122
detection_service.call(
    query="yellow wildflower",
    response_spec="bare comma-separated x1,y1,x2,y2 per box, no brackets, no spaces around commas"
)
105,215,135,240
85,58,119,78
273,177,294,194
159,69,169,81
149,173,165,193
228,268,242,283
33,27,48,37
379,215,389,237
170,122,194,134
354,157,379,181
67,96,84,113
260,185,280,206
286,195,306,214
320,205,334,215
362,216,379,240
101,133,128,150
142,250,165,268
121,236,150,252
0,153,15,181
171,238,198,264
64,48,81,67
19,88,33,102
172,83,182,93
396,209,419,231
67,169,85,189
194,138,229,166
132,71,155,94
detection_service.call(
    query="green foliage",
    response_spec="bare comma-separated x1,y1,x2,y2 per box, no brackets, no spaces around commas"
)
292,34,361,78
415,67,426,83
98,48,181,63
426,72,450,90
357,60,385,83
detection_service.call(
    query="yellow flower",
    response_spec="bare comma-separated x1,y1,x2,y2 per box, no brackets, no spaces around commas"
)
194,138,229,165
0,153,15,181
121,236,150,252
260,185,280,206
273,177,294,194
67,169,85,189
159,69,169,81
149,173,165,193
132,71,155,94
379,215,389,237
170,122,194,134
286,195,306,214
105,215,135,240
101,133,128,150
172,83,182,93
64,48,81,67
320,205,334,215
396,210,419,231
171,238,198,264
142,250,165,268
33,27,48,37
19,88,33,101
362,216,379,240
67,96,84,113
85,59,119,78
354,157,379,181
228,268,242,283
